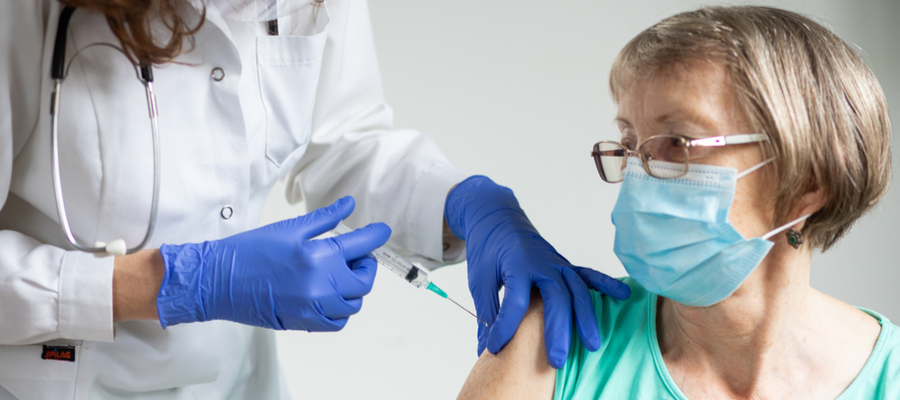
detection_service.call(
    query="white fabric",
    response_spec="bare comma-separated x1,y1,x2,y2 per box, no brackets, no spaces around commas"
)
0,0,466,398
192,0,314,22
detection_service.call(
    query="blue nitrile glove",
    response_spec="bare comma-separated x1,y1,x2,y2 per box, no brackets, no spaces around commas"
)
156,196,390,331
445,176,631,368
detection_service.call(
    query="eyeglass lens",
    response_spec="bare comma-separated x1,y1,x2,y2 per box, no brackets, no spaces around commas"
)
592,142,628,182
592,135,690,182
639,135,689,179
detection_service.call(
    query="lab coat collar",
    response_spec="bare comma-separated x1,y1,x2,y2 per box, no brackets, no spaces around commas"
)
194,1,237,49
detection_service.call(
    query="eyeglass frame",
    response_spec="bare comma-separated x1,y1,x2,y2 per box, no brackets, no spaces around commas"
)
590,133,770,183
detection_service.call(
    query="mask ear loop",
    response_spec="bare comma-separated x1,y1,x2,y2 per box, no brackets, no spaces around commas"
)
737,156,812,242
736,157,776,180
762,214,811,241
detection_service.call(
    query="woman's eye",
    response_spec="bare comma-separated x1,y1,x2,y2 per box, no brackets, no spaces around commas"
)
621,138,637,151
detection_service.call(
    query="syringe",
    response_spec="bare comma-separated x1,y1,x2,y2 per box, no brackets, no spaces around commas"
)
333,223,487,326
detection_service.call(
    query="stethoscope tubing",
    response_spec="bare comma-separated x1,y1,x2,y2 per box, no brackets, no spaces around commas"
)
49,5,161,256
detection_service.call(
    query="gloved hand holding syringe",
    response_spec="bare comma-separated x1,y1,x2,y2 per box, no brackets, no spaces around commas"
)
333,223,487,326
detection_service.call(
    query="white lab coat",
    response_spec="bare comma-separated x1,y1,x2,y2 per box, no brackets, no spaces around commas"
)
0,0,466,398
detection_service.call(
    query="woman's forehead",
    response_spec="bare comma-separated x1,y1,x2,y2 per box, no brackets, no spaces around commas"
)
615,62,746,134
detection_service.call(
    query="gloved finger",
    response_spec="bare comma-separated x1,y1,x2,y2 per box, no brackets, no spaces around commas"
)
348,254,375,271
320,296,364,320
562,267,601,352
332,222,392,261
534,276,572,369
336,255,378,299
469,272,501,356
485,277,533,355
283,307,347,332
293,196,356,239
313,317,349,332
310,300,350,332
573,267,631,300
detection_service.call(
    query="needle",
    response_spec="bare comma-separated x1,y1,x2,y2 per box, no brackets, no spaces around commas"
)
447,296,488,327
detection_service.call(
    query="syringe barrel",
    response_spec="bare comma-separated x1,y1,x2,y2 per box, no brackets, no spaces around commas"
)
371,247,430,288
333,223,430,289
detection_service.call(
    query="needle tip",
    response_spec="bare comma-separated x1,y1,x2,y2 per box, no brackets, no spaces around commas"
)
447,296,489,327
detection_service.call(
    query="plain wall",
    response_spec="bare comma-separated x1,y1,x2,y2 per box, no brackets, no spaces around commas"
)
266,1,900,398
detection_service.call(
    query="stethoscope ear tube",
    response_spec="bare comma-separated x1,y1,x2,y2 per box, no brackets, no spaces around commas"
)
51,7,76,80
140,64,153,82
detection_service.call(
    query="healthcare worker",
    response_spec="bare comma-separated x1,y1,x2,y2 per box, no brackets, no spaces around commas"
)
0,0,630,398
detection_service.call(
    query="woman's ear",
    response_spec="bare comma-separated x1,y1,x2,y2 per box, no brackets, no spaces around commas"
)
792,184,827,223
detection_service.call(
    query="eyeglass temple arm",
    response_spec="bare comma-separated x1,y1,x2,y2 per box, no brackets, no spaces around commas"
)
688,133,769,147
592,148,638,157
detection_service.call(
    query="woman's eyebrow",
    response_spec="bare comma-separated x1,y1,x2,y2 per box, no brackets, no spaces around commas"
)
614,109,715,128
613,117,631,126
656,110,716,130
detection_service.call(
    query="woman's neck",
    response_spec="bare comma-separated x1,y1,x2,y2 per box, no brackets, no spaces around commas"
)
656,244,826,398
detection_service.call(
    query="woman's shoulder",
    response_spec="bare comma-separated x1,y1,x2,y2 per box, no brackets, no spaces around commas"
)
456,277,677,400
555,277,680,400
575,276,656,362
877,317,900,370
839,309,900,399
567,276,659,372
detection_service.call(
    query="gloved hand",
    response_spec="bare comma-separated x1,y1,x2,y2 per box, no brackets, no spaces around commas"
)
156,196,390,331
445,176,631,368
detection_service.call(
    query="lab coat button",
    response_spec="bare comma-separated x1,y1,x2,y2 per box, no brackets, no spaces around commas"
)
220,206,234,220
211,67,225,81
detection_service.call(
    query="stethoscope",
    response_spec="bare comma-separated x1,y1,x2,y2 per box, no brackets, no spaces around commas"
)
50,6,160,256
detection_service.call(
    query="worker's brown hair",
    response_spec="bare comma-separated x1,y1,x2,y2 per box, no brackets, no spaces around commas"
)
59,0,205,65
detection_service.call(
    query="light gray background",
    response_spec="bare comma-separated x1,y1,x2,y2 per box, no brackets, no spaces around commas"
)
265,1,900,398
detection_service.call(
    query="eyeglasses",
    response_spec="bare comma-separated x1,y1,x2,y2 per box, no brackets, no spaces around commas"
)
591,133,769,183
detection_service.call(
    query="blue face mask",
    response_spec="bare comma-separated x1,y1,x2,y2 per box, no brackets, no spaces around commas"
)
611,158,809,307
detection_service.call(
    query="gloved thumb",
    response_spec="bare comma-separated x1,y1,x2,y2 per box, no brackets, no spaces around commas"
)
331,222,391,261
291,196,356,239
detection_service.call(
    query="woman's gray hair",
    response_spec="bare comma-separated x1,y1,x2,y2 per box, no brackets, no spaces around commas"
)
610,6,892,250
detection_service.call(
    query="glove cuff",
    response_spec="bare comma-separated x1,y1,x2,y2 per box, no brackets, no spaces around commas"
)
157,243,209,328
444,175,521,241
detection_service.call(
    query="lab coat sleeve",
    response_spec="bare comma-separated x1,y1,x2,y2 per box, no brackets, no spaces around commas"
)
285,0,466,269
0,0,115,345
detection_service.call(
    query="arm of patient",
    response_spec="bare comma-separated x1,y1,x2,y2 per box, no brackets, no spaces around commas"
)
457,290,556,400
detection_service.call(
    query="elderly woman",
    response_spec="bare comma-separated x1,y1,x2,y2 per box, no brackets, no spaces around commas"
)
457,6,897,400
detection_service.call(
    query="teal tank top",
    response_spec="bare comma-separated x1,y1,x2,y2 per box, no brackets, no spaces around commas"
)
554,278,900,399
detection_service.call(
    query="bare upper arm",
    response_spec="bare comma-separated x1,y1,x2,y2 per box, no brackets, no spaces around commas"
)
457,290,556,400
